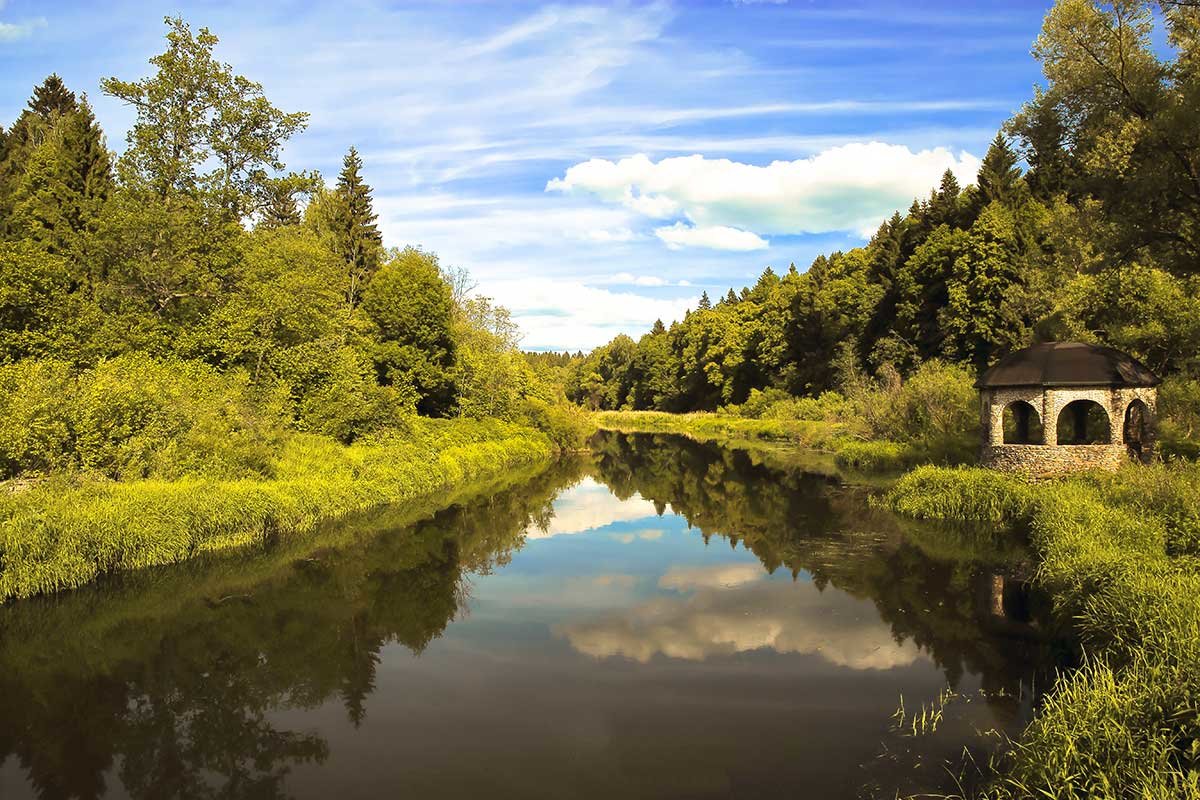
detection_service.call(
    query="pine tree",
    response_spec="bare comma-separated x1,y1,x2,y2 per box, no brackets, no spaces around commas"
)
977,133,1023,205
650,318,666,335
334,146,383,309
697,290,711,311
927,169,961,228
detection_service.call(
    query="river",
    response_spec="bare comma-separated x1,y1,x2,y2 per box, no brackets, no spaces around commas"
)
0,432,1066,799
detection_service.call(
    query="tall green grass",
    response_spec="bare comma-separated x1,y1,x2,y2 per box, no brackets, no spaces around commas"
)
884,463,1200,799
0,418,554,602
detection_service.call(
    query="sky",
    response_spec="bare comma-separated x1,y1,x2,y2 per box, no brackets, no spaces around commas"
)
0,0,1057,351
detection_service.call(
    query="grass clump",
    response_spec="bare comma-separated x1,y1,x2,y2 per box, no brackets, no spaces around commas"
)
883,463,1200,799
0,418,554,602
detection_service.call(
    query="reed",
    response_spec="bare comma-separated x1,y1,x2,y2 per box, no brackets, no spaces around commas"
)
883,463,1200,799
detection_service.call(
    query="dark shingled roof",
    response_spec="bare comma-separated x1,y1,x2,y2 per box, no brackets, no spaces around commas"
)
976,342,1161,388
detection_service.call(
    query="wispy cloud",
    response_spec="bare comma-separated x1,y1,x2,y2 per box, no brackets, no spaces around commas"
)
0,16,45,42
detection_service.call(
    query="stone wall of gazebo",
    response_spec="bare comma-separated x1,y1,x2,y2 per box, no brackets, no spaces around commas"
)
979,385,1157,475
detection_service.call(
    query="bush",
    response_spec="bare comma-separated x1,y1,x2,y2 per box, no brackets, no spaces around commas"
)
0,354,291,480
0,359,75,476
521,397,594,452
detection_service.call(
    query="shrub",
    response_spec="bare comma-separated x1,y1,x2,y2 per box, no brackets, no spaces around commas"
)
0,359,75,477
0,355,291,480
521,397,594,452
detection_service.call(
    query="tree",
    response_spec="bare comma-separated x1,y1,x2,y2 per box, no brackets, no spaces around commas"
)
976,133,1023,206
101,17,310,217
10,96,113,267
0,75,82,235
361,247,457,416
697,291,712,310
325,147,383,311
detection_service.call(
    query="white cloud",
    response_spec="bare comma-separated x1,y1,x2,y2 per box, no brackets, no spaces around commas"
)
486,277,696,350
0,17,45,42
557,573,926,669
659,563,763,591
655,222,768,251
526,478,663,539
548,143,982,240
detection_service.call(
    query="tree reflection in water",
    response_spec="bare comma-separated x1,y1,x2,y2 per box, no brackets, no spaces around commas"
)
0,434,1066,800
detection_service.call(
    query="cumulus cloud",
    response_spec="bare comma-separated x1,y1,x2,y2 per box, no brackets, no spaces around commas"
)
557,572,925,670
547,144,982,240
654,222,768,251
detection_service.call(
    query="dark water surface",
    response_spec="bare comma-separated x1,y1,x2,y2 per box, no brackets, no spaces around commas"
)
0,433,1065,799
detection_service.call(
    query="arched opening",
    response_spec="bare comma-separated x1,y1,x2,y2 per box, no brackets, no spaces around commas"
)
1124,399,1150,458
1056,400,1111,445
1002,401,1043,444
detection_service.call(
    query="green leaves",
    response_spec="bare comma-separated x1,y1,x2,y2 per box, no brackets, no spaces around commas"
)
101,16,309,218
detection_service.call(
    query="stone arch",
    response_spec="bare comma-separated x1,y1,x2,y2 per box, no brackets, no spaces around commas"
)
1056,399,1111,445
1002,400,1043,444
1123,399,1151,457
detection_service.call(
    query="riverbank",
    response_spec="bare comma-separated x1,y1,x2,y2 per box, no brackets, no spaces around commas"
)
592,410,927,472
0,418,555,603
885,463,1200,799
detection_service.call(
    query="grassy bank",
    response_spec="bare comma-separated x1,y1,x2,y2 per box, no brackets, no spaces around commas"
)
884,463,1200,798
593,410,930,472
0,418,554,603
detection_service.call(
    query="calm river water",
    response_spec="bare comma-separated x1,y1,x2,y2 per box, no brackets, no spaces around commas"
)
0,432,1066,799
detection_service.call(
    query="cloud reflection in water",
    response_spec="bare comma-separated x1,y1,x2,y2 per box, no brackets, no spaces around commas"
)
558,563,925,670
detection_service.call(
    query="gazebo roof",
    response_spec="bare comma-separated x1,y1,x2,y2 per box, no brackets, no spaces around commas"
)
976,342,1161,389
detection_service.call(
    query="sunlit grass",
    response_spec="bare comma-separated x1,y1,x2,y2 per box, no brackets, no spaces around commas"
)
884,463,1200,799
0,418,553,602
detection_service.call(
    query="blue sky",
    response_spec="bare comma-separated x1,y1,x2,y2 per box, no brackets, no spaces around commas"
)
0,0,1054,350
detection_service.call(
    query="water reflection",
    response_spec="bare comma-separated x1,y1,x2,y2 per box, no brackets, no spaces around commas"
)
0,434,1062,800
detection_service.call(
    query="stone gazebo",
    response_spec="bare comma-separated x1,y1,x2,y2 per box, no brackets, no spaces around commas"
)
977,342,1160,474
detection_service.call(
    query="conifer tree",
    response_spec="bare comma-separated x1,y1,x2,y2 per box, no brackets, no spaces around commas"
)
334,146,383,309
697,290,711,311
977,133,1023,205
11,96,113,267
0,76,82,236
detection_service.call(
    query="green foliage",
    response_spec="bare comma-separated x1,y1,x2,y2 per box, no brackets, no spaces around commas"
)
0,354,287,480
100,16,310,217
362,247,456,415
0,418,553,601
884,462,1200,798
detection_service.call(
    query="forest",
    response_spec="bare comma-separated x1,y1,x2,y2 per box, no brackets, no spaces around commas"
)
565,0,1200,460
0,17,589,601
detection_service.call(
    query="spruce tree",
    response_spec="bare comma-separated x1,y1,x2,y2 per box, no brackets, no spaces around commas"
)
0,76,84,238
977,133,1022,205
335,146,383,309
697,290,711,311
11,96,113,270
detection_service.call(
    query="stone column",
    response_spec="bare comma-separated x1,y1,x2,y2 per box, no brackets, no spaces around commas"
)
1108,389,1123,446
988,390,1004,446
1041,389,1056,445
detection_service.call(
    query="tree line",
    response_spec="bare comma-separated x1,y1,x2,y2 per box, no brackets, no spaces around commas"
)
566,0,1200,417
